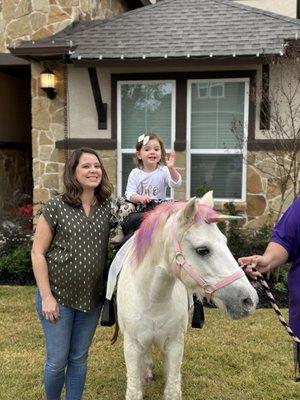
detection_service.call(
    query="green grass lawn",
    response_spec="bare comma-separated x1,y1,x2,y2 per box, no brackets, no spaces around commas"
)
1,286,299,400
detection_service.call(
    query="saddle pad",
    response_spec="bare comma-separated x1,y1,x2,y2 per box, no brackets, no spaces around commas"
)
106,235,135,300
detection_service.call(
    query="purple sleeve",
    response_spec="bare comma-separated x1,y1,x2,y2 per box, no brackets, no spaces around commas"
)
270,197,300,263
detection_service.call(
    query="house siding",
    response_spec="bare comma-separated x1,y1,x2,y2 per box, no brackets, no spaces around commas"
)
234,0,297,19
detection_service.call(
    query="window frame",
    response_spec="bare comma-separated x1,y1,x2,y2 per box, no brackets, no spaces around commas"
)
116,79,176,197
186,77,250,202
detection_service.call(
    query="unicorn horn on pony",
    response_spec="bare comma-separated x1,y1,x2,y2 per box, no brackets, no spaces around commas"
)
206,213,244,222
190,191,245,224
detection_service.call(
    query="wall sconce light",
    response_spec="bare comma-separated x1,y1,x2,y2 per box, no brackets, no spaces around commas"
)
40,68,57,99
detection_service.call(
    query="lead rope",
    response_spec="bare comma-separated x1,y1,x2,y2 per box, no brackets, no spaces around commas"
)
242,266,300,381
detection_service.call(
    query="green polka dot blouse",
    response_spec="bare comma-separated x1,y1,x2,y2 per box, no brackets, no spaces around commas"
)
42,196,112,312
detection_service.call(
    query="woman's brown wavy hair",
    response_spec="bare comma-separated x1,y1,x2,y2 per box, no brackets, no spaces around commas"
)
62,147,113,207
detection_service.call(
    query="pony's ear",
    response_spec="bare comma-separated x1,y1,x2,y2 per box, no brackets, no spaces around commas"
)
178,197,197,225
199,190,214,208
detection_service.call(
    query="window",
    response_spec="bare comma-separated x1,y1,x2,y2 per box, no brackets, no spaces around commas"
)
117,81,176,196
187,79,249,201
197,82,225,99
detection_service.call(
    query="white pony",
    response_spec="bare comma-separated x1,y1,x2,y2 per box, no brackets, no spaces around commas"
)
116,192,258,400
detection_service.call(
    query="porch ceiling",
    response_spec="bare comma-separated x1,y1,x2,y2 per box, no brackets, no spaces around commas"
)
10,0,300,62
0,53,30,66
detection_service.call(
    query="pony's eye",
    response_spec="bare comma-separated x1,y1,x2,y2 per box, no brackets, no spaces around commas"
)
195,246,210,256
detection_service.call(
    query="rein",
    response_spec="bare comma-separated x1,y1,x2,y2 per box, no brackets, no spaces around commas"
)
242,266,300,381
172,232,244,302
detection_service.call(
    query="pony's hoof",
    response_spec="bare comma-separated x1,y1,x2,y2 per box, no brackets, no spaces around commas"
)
145,375,154,384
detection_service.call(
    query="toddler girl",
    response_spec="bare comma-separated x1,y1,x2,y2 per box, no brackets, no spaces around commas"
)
111,133,182,243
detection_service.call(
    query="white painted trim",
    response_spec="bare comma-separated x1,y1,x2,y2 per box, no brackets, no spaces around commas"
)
186,82,192,199
117,80,176,197
117,81,122,197
189,149,243,154
242,79,250,202
186,78,249,202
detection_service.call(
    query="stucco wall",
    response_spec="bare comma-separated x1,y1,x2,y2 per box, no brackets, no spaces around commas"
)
235,0,297,18
68,63,262,139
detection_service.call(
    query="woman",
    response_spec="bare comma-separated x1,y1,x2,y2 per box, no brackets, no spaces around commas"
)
31,148,113,400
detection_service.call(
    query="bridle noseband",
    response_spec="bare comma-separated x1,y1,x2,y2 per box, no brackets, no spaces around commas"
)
172,229,244,302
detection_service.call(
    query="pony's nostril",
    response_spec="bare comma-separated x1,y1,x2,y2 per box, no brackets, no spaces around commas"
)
242,297,254,309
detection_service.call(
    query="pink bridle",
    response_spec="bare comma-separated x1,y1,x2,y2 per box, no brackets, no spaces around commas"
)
172,232,245,303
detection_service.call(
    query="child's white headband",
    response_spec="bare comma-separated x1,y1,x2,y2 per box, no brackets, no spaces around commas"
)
137,134,150,146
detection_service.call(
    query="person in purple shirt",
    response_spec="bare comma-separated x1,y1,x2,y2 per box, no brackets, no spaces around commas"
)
238,197,300,378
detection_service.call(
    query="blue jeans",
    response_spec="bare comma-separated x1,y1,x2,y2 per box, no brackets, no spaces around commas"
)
35,291,102,400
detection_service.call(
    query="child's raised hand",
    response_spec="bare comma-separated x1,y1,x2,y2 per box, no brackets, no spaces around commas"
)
166,152,176,168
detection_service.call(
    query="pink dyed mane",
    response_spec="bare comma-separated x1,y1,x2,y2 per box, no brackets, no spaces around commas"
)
133,202,217,265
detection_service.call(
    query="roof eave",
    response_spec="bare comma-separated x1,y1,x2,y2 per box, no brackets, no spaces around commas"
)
70,53,278,65
9,44,75,61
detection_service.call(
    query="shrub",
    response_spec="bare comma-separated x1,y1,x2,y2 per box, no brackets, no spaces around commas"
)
219,202,288,307
221,202,273,260
0,243,33,284
0,199,33,284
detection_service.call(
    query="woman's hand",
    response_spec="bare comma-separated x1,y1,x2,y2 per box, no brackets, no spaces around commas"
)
238,243,289,280
238,254,271,279
42,293,61,323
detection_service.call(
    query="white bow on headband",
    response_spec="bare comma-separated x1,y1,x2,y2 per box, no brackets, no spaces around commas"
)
137,134,150,145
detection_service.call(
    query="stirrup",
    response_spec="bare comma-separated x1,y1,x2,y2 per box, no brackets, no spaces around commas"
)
100,298,116,327
191,295,205,329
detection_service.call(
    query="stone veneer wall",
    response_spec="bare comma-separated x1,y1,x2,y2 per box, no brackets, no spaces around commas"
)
244,151,300,229
31,61,66,212
0,0,128,214
0,0,128,51
31,62,119,215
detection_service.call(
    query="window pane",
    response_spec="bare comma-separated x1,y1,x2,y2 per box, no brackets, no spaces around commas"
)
190,154,243,199
121,83,172,148
122,154,136,194
191,82,245,149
